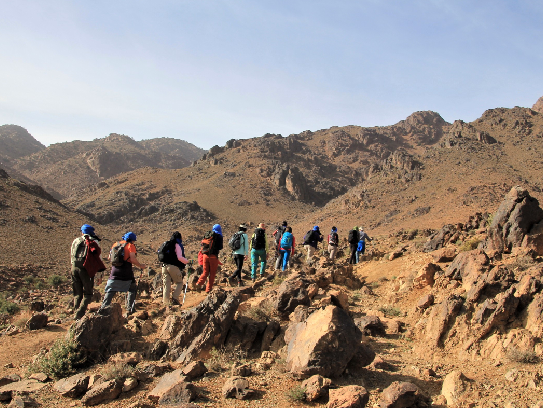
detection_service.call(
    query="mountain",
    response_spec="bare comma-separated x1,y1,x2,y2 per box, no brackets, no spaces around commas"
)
11,133,205,199
62,98,543,255
0,125,45,164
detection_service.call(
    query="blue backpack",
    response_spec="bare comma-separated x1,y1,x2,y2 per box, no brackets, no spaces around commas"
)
280,232,293,249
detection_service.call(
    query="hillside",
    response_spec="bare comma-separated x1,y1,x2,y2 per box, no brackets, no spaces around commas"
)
11,133,205,199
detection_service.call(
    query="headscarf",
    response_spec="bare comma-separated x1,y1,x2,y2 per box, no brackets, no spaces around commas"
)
81,224,95,236
353,226,359,231
212,224,223,236
171,231,184,257
313,225,319,231
123,232,137,242
331,226,337,233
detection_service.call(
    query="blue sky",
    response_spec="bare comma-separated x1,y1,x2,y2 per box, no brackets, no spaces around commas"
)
1,1,542,149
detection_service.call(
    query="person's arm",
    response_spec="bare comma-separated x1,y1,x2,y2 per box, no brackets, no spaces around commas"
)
128,251,146,270
243,234,249,256
175,243,189,264
291,236,296,256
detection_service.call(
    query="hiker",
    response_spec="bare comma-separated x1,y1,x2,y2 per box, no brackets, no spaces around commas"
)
273,221,288,271
228,224,249,286
161,231,189,305
70,224,105,320
356,228,373,263
348,226,360,264
303,225,323,263
100,232,147,316
250,223,268,281
327,226,339,261
196,224,224,293
278,226,295,272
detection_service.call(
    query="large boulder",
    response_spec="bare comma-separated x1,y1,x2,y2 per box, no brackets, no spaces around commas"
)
80,379,122,406
286,305,362,378
379,381,428,408
167,289,240,364
525,292,543,338
423,225,457,252
327,385,369,408
482,186,543,254
444,249,489,290
71,304,123,361
274,278,310,318
441,371,471,406
425,295,463,348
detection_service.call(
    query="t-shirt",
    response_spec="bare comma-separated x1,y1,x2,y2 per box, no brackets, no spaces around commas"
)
123,241,137,262
109,241,137,281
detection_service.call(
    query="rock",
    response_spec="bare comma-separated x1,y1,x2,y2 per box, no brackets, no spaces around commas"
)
160,315,183,340
71,303,124,362
231,363,252,377
526,292,543,338
122,377,138,392
301,374,332,402
148,369,193,402
0,380,47,402
222,376,254,400
354,315,386,336
431,247,458,263
369,356,393,371
379,381,427,408
425,295,463,348
181,361,207,381
327,385,369,408
29,301,45,312
274,278,310,318
286,305,362,378
261,320,280,352
445,249,489,290
413,263,439,288
53,373,90,398
483,186,543,254
225,316,267,351
167,289,240,364
109,352,142,365
135,363,169,382
149,340,169,361
307,283,319,298
0,375,21,387
7,395,38,408
315,269,334,288
416,294,434,310
80,379,122,406
442,371,470,406
26,313,48,330
157,382,197,405
28,373,48,382
424,225,457,252
349,343,376,368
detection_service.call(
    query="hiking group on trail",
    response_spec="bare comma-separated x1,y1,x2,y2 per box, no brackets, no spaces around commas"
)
70,221,373,318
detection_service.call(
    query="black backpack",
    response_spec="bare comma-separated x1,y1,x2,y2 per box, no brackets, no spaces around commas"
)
252,228,266,250
303,230,314,245
273,226,286,245
348,230,358,244
228,232,243,251
157,239,176,264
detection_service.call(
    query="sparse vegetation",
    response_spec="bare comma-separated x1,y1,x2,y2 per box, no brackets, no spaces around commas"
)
273,275,285,286
509,255,536,272
370,281,379,288
459,238,481,252
207,346,247,372
24,276,35,285
34,279,47,290
48,275,64,288
379,306,402,317
247,304,273,321
28,332,85,379
486,213,495,227
101,362,136,381
0,293,20,316
506,348,539,364
286,385,306,402
349,291,362,304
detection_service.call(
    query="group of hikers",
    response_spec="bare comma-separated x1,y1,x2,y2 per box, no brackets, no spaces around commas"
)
70,221,372,320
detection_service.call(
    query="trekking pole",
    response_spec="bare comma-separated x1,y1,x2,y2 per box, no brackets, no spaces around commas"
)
182,260,193,306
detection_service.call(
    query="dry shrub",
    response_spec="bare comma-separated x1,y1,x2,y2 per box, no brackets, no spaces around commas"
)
101,362,136,381
506,348,539,364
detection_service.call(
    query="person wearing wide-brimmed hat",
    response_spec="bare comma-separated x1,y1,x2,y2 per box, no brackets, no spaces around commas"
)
228,224,249,286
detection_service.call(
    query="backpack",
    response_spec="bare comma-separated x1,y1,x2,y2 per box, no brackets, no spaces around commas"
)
348,230,358,244
251,228,266,250
157,239,177,264
280,232,293,249
72,236,88,268
110,241,127,266
228,232,243,251
201,230,214,255
303,230,314,245
328,233,339,246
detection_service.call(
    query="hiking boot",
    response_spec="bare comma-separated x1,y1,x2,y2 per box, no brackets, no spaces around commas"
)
251,277,256,283
237,280,243,287
171,298,181,306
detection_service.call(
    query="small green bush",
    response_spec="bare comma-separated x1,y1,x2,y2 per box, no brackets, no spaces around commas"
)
34,280,47,290
0,294,20,315
48,275,64,288
286,385,306,402
379,306,402,317
459,238,481,252
28,333,85,379
101,362,135,381
24,276,35,285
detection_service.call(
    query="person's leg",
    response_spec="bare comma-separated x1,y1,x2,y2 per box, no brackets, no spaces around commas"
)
168,265,184,302
162,265,171,305
233,255,243,282
259,250,266,276
205,256,219,292
361,241,366,255
197,255,211,287
101,291,115,310
349,244,357,264
251,249,257,280
126,281,137,314
275,251,283,270
307,246,316,261
282,250,290,271
72,267,83,311
304,245,310,263
75,268,94,319
356,251,360,263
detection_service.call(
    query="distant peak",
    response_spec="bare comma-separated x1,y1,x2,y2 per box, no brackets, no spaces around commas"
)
533,96,543,114
103,133,135,143
402,111,447,127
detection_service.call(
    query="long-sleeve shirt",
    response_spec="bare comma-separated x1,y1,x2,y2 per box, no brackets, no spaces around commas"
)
232,233,249,256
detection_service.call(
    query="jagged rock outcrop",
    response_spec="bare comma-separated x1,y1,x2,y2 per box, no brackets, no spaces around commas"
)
482,186,543,254
533,96,543,114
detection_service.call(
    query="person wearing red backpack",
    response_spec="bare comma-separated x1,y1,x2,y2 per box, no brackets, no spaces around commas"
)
196,224,224,293
70,224,104,320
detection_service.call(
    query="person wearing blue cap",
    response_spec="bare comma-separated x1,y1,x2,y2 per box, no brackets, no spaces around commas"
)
100,231,147,316
196,224,224,293
303,225,323,263
71,224,104,320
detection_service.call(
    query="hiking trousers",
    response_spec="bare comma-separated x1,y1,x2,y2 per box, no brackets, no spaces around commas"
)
304,245,316,263
279,249,291,271
274,251,283,270
197,254,219,293
162,264,184,304
251,249,266,278
230,254,244,282
328,244,338,260
72,266,94,319
349,244,358,264
101,279,137,314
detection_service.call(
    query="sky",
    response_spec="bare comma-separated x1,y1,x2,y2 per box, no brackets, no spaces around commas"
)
0,1,542,150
